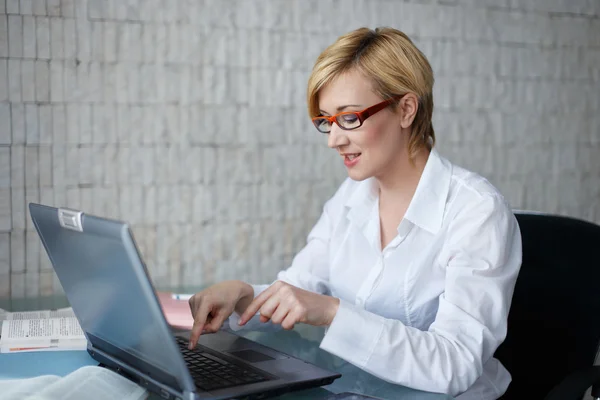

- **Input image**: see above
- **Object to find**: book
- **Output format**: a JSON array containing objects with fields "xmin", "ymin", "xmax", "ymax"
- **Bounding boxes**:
[
  {"xmin": 0, "ymin": 308, "xmax": 87, "ymax": 353},
  {"xmin": 0, "ymin": 365, "xmax": 148, "ymax": 400},
  {"xmin": 156, "ymin": 291, "xmax": 195, "ymax": 330},
  {"xmin": 0, "ymin": 291, "xmax": 195, "ymax": 353}
]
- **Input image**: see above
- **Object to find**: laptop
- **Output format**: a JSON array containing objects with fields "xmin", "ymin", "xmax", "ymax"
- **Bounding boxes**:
[{"xmin": 29, "ymin": 203, "xmax": 341, "ymax": 400}]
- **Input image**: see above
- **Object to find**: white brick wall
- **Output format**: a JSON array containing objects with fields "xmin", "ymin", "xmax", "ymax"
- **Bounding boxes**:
[
  {"xmin": 34, "ymin": 60, "xmax": 49, "ymax": 102},
  {"xmin": 46, "ymin": 0, "xmax": 59, "ymax": 17},
  {"xmin": 8, "ymin": 59, "xmax": 21, "ymax": 101},
  {"xmin": 0, "ymin": 99, "xmax": 9, "ymax": 138},
  {"xmin": 32, "ymin": 0, "xmax": 45, "ymax": 17},
  {"xmin": 35, "ymin": 16, "xmax": 50, "ymax": 59},
  {"xmin": 1, "ymin": 0, "xmax": 599, "ymax": 300}
]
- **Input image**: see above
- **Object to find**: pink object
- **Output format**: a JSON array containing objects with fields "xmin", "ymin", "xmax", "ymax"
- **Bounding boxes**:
[{"xmin": 156, "ymin": 291, "xmax": 195, "ymax": 330}]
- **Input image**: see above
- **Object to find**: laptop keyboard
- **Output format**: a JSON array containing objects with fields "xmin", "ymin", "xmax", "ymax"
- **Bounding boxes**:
[{"xmin": 176, "ymin": 337, "xmax": 270, "ymax": 392}]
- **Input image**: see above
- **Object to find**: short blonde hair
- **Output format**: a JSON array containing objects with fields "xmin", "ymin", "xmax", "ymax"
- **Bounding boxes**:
[{"xmin": 307, "ymin": 27, "xmax": 435, "ymax": 158}]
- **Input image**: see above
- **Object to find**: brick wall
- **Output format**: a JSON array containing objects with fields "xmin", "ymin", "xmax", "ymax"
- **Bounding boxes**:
[{"xmin": 1, "ymin": 0, "xmax": 599, "ymax": 298}]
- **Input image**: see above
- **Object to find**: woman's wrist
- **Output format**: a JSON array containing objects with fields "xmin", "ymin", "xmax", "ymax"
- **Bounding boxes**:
[
  {"xmin": 327, "ymin": 297, "xmax": 340, "ymax": 326},
  {"xmin": 234, "ymin": 281, "xmax": 255, "ymax": 315}
]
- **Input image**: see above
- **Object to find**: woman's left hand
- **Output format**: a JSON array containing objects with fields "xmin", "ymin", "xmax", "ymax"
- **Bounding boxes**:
[{"xmin": 238, "ymin": 281, "xmax": 340, "ymax": 330}]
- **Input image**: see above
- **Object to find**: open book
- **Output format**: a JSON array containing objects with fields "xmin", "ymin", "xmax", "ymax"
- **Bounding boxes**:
[
  {"xmin": 0, "ymin": 308, "xmax": 87, "ymax": 353},
  {"xmin": 0, "ymin": 365, "xmax": 148, "ymax": 400}
]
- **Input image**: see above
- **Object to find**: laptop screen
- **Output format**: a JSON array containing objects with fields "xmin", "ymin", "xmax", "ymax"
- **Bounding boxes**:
[{"xmin": 29, "ymin": 204, "xmax": 193, "ymax": 392}]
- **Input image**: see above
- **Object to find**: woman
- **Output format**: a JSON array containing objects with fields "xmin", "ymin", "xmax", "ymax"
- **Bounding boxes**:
[{"xmin": 187, "ymin": 27, "xmax": 521, "ymax": 400}]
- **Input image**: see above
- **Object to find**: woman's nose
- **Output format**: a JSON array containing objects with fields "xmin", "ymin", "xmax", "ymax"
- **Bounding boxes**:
[{"xmin": 327, "ymin": 123, "xmax": 348, "ymax": 149}]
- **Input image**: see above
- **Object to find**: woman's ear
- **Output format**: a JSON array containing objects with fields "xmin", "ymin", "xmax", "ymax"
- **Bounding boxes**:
[{"xmin": 398, "ymin": 93, "xmax": 419, "ymax": 129}]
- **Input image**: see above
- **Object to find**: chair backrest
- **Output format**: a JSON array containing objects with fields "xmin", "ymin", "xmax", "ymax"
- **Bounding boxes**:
[{"xmin": 494, "ymin": 212, "xmax": 600, "ymax": 399}]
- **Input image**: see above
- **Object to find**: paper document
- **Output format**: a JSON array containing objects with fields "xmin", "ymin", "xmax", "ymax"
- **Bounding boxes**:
[{"xmin": 0, "ymin": 307, "xmax": 86, "ymax": 353}]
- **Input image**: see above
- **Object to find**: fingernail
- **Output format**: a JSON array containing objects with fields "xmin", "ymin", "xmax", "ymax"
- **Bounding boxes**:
[{"xmin": 237, "ymin": 318, "xmax": 243, "ymax": 325}]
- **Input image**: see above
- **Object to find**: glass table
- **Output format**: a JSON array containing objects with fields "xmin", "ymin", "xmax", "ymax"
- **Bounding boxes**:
[{"xmin": 0, "ymin": 294, "xmax": 454, "ymax": 400}]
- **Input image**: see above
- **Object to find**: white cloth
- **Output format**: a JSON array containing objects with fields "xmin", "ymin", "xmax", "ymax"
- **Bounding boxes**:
[{"xmin": 230, "ymin": 149, "xmax": 522, "ymax": 400}]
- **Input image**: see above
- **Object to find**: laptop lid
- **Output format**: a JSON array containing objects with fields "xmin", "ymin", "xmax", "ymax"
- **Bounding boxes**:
[{"xmin": 29, "ymin": 203, "xmax": 197, "ymax": 397}]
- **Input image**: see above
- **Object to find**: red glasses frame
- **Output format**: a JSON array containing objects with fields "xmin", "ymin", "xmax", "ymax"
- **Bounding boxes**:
[{"xmin": 311, "ymin": 95, "xmax": 403, "ymax": 134}]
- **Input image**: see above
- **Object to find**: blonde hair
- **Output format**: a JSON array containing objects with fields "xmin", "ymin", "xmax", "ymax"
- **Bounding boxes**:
[{"xmin": 307, "ymin": 27, "xmax": 435, "ymax": 159}]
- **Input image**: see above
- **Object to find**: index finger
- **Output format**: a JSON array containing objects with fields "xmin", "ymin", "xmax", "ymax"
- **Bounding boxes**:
[
  {"xmin": 238, "ymin": 284, "xmax": 279, "ymax": 325},
  {"xmin": 188, "ymin": 301, "xmax": 210, "ymax": 349}
]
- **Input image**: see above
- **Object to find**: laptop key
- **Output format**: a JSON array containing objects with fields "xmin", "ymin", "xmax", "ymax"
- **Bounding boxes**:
[{"xmin": 175, "ymin": 337, "xmax": 271, "ymax": 391}]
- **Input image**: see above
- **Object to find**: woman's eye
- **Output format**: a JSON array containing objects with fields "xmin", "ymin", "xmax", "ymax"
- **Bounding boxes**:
[{"xmin": 341, "ymin": 114, "xmax": 358, "ymax": 123}]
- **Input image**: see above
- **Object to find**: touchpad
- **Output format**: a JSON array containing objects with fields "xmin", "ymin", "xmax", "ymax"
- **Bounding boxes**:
[{"xmin": 228, "ymin": 350, "xmax": 274, "ymax": 363}]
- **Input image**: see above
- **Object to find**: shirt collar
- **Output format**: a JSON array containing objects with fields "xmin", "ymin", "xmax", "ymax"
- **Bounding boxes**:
[
  {"xmin": 344, "ymin": 177, "xmax": 378, "ymax": 230},
  {"xmin": 344, "ymin": 148, "xmax": 452, "ymax": 235},
  {"xmin": 403, "ymin": 148, "xmax": 452, "ymax": 234}
]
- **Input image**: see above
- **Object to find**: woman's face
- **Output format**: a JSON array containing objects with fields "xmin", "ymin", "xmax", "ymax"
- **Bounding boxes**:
[{"xmin": 318, "ymin": 69, "xmax": 407, "ymax": 182}]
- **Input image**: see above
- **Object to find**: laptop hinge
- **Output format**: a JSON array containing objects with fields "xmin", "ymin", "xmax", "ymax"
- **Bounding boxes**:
[{"xmin": 89, "ymin": 345, "xmax": 191, "ymax": 400}]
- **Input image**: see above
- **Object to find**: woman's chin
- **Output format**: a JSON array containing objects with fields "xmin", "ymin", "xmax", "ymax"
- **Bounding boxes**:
[{"xmin": 346, "ymin": 168, "xmax": 371, "ymax": 181}]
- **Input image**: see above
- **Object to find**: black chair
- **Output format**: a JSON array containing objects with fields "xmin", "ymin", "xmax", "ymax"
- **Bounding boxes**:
[{"xmin": 494, "ymin": 212, "xmax": 600, "ymax": 400}]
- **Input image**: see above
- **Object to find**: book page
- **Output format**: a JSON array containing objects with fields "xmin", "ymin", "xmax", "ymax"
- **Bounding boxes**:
[
  {"xmin": 0, "ymin": 375, "xmax": 60, "ymax": 400},
  {"xmin": 0, "ymin": 367, "xmax": 148, "ymax": 400},
  {"xmin": 6, "ymin": 307, "xmax": 76, "ymax": 320},
  {"xmin": 0, "ymin": 317, "xmax": 86, "ymax": 353},
  {"xmin": 36, "ymin": 366, "xmax": 148, "ymax": 400}
]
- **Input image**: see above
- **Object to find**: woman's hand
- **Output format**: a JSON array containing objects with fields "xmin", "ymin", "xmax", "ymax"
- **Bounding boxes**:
[
  {"xmin": 188, "ymin": 280, "xmax": 254, "ymax": 349},
  {"xmin": 238, "ymin": 281, "xmax": 340, "ymax": 330}
]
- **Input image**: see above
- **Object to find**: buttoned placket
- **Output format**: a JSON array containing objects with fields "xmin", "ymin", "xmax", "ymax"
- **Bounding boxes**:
[{"xmin": 354, "ymin": 205, "xmax": 414, "ymax": 309}]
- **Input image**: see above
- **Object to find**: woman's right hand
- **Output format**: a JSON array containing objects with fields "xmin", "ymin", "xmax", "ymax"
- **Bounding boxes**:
[{"xmin": 188, "ymin": 280, "xmax": 254, "ymax": 349}]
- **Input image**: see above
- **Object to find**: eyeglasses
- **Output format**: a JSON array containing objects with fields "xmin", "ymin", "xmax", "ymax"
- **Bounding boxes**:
[{"xmin": 311, "ymin": 96, "xmax": 402, "ymax": 134}]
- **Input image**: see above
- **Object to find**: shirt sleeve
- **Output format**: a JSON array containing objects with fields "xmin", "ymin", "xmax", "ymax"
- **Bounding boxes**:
[
  {"xmin": 227, "ymin": 178, "xmax": 352, "ymax": 332},
  {"xmin": 319, "ymin": 194, "xmax": 522, "ymax": 396}
]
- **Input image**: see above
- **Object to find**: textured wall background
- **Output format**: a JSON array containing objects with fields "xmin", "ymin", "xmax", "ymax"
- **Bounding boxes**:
[{"xmin": 1, "ymin": 0, "xmax": 599, "ymax": 298}]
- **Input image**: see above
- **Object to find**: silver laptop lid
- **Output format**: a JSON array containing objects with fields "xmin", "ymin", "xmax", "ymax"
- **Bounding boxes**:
[{"xmin": 29, "ymin": 203, "xmax": 196, "ymax": 396}]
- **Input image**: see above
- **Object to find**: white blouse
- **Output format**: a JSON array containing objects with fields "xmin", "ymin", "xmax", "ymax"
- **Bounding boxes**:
[{"xmin": 230, "ymin": 148, "xmax": 522, "ymax": 400}]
